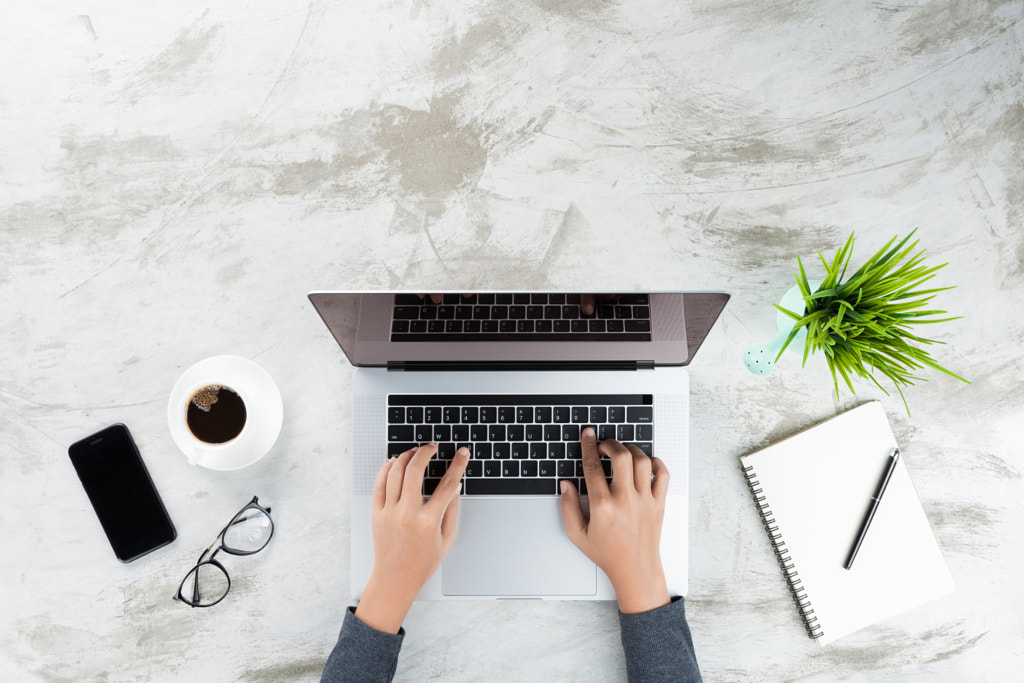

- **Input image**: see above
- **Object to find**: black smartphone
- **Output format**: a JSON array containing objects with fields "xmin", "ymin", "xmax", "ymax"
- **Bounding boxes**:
[{"xmin": 68, "ymin": 424, "xmax": 176, "ymax": 562}]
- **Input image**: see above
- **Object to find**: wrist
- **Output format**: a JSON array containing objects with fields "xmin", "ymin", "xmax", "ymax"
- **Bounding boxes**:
[
  {"xmin": 612, "ymin": 569, "xmax": 671, "ymax": 615},
  {"xmin": 355, "ymin": 573, "xmax": 417, "ymax": 634}
]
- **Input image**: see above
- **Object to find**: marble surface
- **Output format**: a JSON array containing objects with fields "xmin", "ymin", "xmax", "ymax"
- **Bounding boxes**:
[{"xmin": 2, "ymin": 2, "xmax": 1023, "ymax": 681}]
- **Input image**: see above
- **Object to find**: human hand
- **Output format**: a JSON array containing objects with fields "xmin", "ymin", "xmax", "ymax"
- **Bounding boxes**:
[
  {"xmin": 355, "ymin": 444, "xmax": 470, "ymax": 633},
  {"xmin": 559, "ymin": 428, "xmax": 671, "ymax": 614}
]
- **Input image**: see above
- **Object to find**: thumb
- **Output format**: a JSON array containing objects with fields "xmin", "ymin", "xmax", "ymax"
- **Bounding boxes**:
[{"xmin": 559, "ymin": 479, "xmax": 587, "ymax": 547}]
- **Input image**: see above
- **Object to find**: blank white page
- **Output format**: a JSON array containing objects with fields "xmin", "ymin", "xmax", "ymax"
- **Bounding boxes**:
[{"xmin": 741, "ymin": 401, "xmax": 955, "ymax": 646}]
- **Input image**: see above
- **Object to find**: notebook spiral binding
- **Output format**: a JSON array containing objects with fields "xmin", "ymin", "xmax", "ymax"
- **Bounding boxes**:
[{"xmin": 742, "ymin": 463, "xmax": 825, "ymax": 640}]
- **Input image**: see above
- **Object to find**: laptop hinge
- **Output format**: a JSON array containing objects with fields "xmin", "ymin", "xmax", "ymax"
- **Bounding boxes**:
[{"xmin": 387, "ymin": 361, "xmax": 656, "ymax": 372}]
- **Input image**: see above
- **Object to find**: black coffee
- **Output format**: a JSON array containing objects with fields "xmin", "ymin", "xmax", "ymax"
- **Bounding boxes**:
[{"xmin": 186, "ymin": 385, "xmax": 247, "ymax": 444}]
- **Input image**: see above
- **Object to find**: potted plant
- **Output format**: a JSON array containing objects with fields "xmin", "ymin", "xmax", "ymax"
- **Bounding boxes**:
[{"xmin": 774, "ymin": 229, "xmax": 968, "ymax": 413}]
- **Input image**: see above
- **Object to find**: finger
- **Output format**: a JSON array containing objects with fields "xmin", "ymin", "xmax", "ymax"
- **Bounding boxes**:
[
  {"xmin": 430, "ymin": 294, "xmax": 443, "ymax": 304},
  {"xmin": 427, "ymin": 447, "xmax": 470, "ymax": 516},
  {"xmin": 373, "ymin": 457, "xmax": 395, "ymax": 512},
  {"xmin": 627, "ymin": 445, "xmax": 653, "ymax": 493},
  {"xmin": 597, "ymin": 439, "xmax": 634, "ymax": 493},
  {"xmin": 559, "ymin": 479, "xmax": 587, "ymax": 547},
  {"xmin": 651, "ymin": 456, "xmax": 670, "ymax": 502},
  {"xmin": 580, "ymin": 427, "xmax": 609, "ymax": 498},
  {"xmin": 581, "ymin": 293, "xmax": 595, "ymax": 316},
  {"xmin": 401, "ymin": 443, "xmax": 438, "ymax": 502},
  {"xmin": 385, "ymin": 447, "xmax": 417, "ymax": 505},
  {"xmin": 440, "ymin": 488, "xmax": 461, "ymax": 552}
]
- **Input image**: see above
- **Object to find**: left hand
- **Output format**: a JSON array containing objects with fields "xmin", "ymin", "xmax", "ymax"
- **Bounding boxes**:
[{"xmin": 354, "ymin": 444, "xmax": 469, "ymax": 633}]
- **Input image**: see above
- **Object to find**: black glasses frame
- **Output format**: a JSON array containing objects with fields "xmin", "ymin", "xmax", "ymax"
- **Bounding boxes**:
[{"xmin": 173, "ymin": 495, "xmax": 274, "ymax": 608}]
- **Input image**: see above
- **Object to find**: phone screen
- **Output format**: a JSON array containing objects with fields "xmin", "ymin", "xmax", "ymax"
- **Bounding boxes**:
[{"xmin": 68, "ymin": 424, "xmax": 176, "ymax": 562}]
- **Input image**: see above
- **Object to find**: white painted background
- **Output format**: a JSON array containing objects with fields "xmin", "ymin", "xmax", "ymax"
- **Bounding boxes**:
[{"xmin": 2, "ymin": 2, "xmax": 1022, "ymax": 680}]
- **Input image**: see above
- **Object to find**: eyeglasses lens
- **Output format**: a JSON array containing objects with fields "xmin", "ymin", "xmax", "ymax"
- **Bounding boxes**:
[
  {"xmin": 223, "ymin": 508, "xmax": 273, "ymax": 554},
  {"xmin": 182, "ymin": 563, "xmax": 230, "ymax": 606}
]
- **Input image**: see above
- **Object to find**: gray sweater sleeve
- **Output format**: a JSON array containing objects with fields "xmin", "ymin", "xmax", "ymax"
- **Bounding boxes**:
[
  {"xmin": 618, "ymin": 596, "xmax": 702, "ymax": 682},
  {"xmin": 321, "ymin": 607, "xmax": 404, "ymax": 683}
]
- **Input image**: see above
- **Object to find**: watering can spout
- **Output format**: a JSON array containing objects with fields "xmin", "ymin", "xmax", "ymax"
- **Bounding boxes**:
[{"xmin": 744, "ymin": 329, "xmax": 789, "ymax": 376}]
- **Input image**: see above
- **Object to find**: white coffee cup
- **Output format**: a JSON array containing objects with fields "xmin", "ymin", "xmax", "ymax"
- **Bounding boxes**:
[{"xmin": 168, "ymin": 356, "xmax": 283, "ymax": 471}]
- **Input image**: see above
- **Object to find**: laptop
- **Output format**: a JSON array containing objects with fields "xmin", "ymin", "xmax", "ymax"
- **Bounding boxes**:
[{"xmin": 309, "ymin": 292, "xmax": 729, "ymax": 600}]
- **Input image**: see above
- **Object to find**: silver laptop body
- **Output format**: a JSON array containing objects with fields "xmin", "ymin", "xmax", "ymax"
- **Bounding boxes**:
[{"xmin": 309, "ymin": 292, "xmax": 729, "ymax": 600}]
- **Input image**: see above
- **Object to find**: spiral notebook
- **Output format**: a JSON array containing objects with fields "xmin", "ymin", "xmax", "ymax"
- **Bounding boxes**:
[{"xmin": 741, "ymin": 401, "xmax": 954, "ymax": 646}]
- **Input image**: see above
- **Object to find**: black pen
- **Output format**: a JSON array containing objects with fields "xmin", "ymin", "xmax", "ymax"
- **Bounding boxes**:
[{"xmin": 844, "ymin": 447, "xmax": 900, "ymax": 570}]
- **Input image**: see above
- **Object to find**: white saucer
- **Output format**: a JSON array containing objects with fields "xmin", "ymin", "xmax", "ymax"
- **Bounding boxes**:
[{"xmin": 167, "ymin": 356, "xmax": 283, "ymax": 471}]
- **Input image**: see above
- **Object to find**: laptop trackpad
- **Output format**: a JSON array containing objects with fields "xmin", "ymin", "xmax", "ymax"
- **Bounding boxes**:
[{"xmin": 442, "ymin": 497, "xmax": 596, "ymax": 597}]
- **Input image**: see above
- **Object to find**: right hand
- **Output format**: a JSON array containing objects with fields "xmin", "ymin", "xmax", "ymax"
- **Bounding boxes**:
[{"xmin": 559, "ymin": 428, "xmax": 672, "ymax": 614}]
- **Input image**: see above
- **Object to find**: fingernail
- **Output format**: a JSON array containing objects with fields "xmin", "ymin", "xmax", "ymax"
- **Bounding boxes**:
[
  {"xmin": 583, "ymin": 427, "xmax": 594, "ymax": 437},
  {"xmin": 559, "ymin": 480, "xmax": 569, "ymax": 494}
]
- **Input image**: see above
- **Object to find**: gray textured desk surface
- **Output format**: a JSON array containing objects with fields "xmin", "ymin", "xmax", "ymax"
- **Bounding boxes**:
[{"xmin": 2, "ymin": 2, "xmax": 1022, "ymax": 681}]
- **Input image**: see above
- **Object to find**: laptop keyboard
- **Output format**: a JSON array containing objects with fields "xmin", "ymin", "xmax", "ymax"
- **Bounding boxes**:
[
  {"xmin": 389, "ymin": 294, "xmax": 653, "ymax": 342},
  {"xmin": 387, "ymin": 394, "xmax": 654, "ymax": 496}
]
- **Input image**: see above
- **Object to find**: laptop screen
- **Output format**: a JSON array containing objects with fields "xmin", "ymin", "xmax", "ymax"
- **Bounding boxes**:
[{"xmin": 308, "ymin": 292, "xmax": 728, "ymax": 367}]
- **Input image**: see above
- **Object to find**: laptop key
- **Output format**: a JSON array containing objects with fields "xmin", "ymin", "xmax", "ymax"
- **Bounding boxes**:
[
  {"xmin": 511, "ymin": 442, "xmax": 529, "ymax": 459},
  {"xmin": 548, "ymin": 442, "xmax": 566, "ymax": 459},
  {"xmin": 470, "ymin": 425, "xmax": 488, "ymax": 441},
  {"xmin": 466, "ymin": 478, "xmax": 554, "ymax": 495},
  {"xmin": 590, "ymin": 406, "xmax": 607, "ymax": 423},
  {"xmin": 562, "ymin": 424, "xmax": 580, "ymax": 441},
  {"xmin": 635, "ymin": 442, "xmax": 654, "ymax": 456},
  {"xmin": 428, "ymin": 461, "xmax": 447, "ymax": 478},
  {"xmin": 407, "ymin": 407, "xmax": 423, "ymax": 423},
  {"xmin": 554, "ymin": 320, "xmax": 571, "ymax": 332},
  {"xmin": 452, "ymin": 424, "xmax": 469, "ymax": 441},
  {"xmin": 636, "ymin": 424, "xmax": 653, "ymax": 440},
  {"xmin": 388, "ymin": 442, "xmax": 416, "ymax": 457},
  {"xmin": 553, "ymin": 406, "xmax": 570, "ymax": 423},
  {"xmin": 389, "ymin": 426, "xmax": 414, "ymax": 442},
  {"xmin": 608, "ymin": 406, "xmax": 625, "ymax": 423},
  {"xmin": 482, "ymin": 320, "xmax": 499, "ymax": 332},
  {"xmin": 525, "ymin": 425, "xmax": 543, "ymax": 441},
  {"xmin": 521, "ymin": 461, "xmax": 538, "ymax": 477},
  {"xmin": 433, "ymin": 425, "xmax": 451, "ymax": 441},
  {"xmin": 502, "ymin": 461, "xmax": 520, "ymax": 477},
  {"xmin": 566, "ymin": 442, "xmax": 582, "ymax": 459},
  {"xmin": 543, "ymin": 425, "xmax": 561, "ymax": 441},
  {"xmin": 423, "ymin": 479, "xmax": 441, "ymax": 495},
  {"xmin": 414, "ymin": 425, "xmax": 432, "ymax": 442},
  {"xmin": 598, "ymin": 424, "xmax": 615, "ymax": 441},
  {"xmin": 392, "ymin": 320, "xmax": 409, "ymax": 334},
  {"xmin": 535, "ymin": 406, "xmax": 552, "ymax": 423},
  {"xmin": 410, "ymin": 320, "xmax": 427, "ymax": 333},
  {"xmin": 437, "ymin": 442, "xmax": 456, "ymax": 459},
  {"xmin": 498, "ymin": 406, "xmax": 515, "ymax": 423},
  {"xmin": 507, "ymin": 424, "xmax": 525, "ymax": 440},
  {"xmin": 617, "ymin": 424, "xmax": 634, "ymax": 441},
  {"xmin": 557, "ymin": 461, "xmax": 575, "ymax": 478},
  {"xmin": 462, "ymin": 407, "xmax": 479, "ymax": 423},
  {"xmin": 465, "ymin": 461, "xmax": 483, "ymax": 477},
  {"xmin": 627, "ymin": 406, "xmax": 653, "ymax": 423},
  {"xmin": 571, "ymin": 406, "xmax": 588, "ymax": 423},
  {"xmin": 443, "ymin": 407, "xmax": 459, "ymax": 423},
  {"xmin": 474, "ymin": 443, "xmax": 492, "ymax": 459},
  {"xmin": 493, "ymin": 442, "xmax": 511, "ymax": 459},
  {"xmin": 625, "ymin": 320, "xmax": 651, "ymax": 332},
  {"xmin": 489, "ymin": 424, "xmax": 506, "ymax": 441},
  {"xmin": 483, "ymin": 461, "xmax": 501, "ymax": 477},
  {"xmin": 393, "ymin": 307, "xmax": 420, "ymax": 320},
  {"xmin": 538, "ymin": 461, "xmax": 555, "ymax": 477},
  {"xmin": 388, "ymin": 408, "xmax": 405, "ymax": 423},
  {"xmin": 480, "ymin": 407, "xmax": 497, "ymax": 423},
  {"xmin": 529, "ymin": 442, "xmax": 546, "ymax": 459}
]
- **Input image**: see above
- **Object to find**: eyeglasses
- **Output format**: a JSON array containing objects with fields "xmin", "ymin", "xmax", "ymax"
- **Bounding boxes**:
[{"xmin": 173, "ymin": 496, "xmax": 274, "ymax": 608}]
